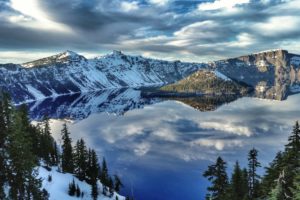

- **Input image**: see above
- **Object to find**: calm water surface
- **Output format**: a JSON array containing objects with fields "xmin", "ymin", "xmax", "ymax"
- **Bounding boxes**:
[{"xmin": 37, "ymin": 92, "xmax": 300, "ymax": 200}]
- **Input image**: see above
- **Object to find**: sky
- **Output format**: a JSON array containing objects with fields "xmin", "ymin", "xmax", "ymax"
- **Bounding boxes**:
[{"xmin": 0, "ymin": 0, "xmax": 300, "ymax": 63}]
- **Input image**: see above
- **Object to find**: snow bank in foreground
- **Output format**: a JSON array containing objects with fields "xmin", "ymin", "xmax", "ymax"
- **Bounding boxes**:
[{"xmin": 38, "ymin": 167, "xmax": 125, "ymax": 200}]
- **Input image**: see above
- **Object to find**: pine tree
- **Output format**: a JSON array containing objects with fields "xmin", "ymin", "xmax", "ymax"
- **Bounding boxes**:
[
  {"xmin": 114, "ymin": 175, "xmax": 124, "ymax": 192},
  {"xmin": 241, "ymin": 168, "xmax": 249, "ymax": 200},
  {"xmin": 68, "ymin": 179, "xmax": 76, "ymax": 196},
  {"xmin": 108, "ymin": 176, "xmax": 114, "ymax": 197},
  {"xmin": 0, "ymin": 93, "xmax": 9, "ymax": 199},
  {"xmin": 203, "ymin": 156, "xmax": 229, "ymax": 200},
  {"xmin": 292, "ymin": 170, "xmax": 300, "ymax": 200},
  {"xmin": 7, "ymin": 106, "xmax": 44, "ymax": 199},
  {"xmin": 76, "ymin": 184, "xmax": 81, "ymax": 197},
  {"xmin": 40, "ymin": 116, "xmax": 55, "ymax": 167},
  {"xmin": 248, "ymin": 148, "xmax": 261, "ymax": 199},
  {"xmin": 261, "ymin": 151, "xmax": 284, "ymax": 197},
  {"xmin": 229, "ymin": 161, "xmax": 248, "ymax": 200},
  {"xmin": 269, "ymin": 170, "xmax": 288, "ymax": 200},
  {"xmin": 87, "ymin": 149, "xmax": 100, "ymax": 200},
  {"xmin": 61, "ymin": 123, "xmax": 74, "ymax": 173},
  {"xmin": 74, "ymin": 138, "xmax": 88, "ymax": 181},
  {"xmin": 282, "ymin": 121, "xmax": 300, "ymax": 197},
  {"xmin": 100, "ymin": 157, "xmax": 110, "ymax": 195}
]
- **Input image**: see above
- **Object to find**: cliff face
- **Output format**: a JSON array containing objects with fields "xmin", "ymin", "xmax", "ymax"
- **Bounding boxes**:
[{"xmin": 210, "ymin": 50, "xmax": 300, "ymax": 100}]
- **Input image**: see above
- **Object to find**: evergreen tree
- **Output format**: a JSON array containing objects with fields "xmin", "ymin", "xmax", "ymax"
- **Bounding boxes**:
[
  {"xmin": 40, "ymin": 116, "xmax": 55, "ymax": 167},
  {"xmin": 261, "ymin": 151, "xmax": 285, "ymax": 197},
  {"xmin": 7, "ymin": 106, "xmax": 44, "ymax": 199},
  {"xmin": 68, "ymin": 179, "xmax": 76, "ymax": 196},
  {"xmin": 91, "ymin": 183, "xmax": 98, "ymax": 200},
  {"xmin": 282, "ymin": 121, "xmax": 300, "ymax": 197},
  {"xmin": 292, "ymin": 170, "xmax": 300, "ymax": 200},
  {"xmin": 248, "ymin": 148, "xmax": 261, "ymax": 199},
  {"xmin": 100, "ymin": 157, "xmax": 110, "ymax": 195},
  {"xmin": 61, "ymin": 123, "xmax": 74, "ymax": 173},
  {"xmin": 229, "ymin": 161, "xmax": 248, "ymax": 200},
  {"xmin": 74, "ymin": 138, "xmax": 88, "ymax": 181},
  {"xmin": 269, "ymin": 170, "xmax": 288, "ymax": 200},
  {"xmin": 76, "ymin": 184, "xmax": 81, "ymax": 197},
  {"xmin": 0, "ymin": 93, "xmax": 10, "ymax": 199},
  {"xmin": 203, "ymin": 156, "xmax": 229, "ymax": 200},
  {"xmin": 108, "ymin": 176, "xmax": 114, "ymax": 197},
  {"xmin": 87, "ymin": 149, "xmax": 100, "ymax": 200},
  {"xmin": 114, "ymin": 175, "xmax": 124, "ymax": 192}
]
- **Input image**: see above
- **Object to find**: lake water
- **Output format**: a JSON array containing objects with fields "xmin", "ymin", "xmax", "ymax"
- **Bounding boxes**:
[{"xmin": 28, "ymin": 89, "xmax": 300, "ymax": 200}]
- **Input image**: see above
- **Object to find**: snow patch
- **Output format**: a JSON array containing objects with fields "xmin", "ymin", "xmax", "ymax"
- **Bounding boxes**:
[
  {"xmin": 26, "ymin": 85, "xmax": 45, "ymax": 100},
  {"xmin": 214, "ymin": 70, "xmax": 231, "ymax": 81},
  {"xmin": 39, "ymin": 166, "xmax": 125, "ymax": 200}
]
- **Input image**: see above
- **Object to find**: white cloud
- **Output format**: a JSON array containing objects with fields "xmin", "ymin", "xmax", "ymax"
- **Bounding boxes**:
[
  {"xmin": 9, "ymin": 0, "xmax": 70, "ymax": 32},
  {"xmin": 253, "ymin": 16, "xmax": 300, "ymax": 37},
  {"xmin": 120, "ymin": 1, "xmax": 139, "ymax": 12},
  {"xmin": 198, "ymin": 0, "xmax": 250, "ymax": 11},
  {"xmin": 148, "ymin": 0, "xmax": 169, "ymax": 6},
  {"xmin": 229, "ymin": 33, "xmax": 256, "ymax": 47}
]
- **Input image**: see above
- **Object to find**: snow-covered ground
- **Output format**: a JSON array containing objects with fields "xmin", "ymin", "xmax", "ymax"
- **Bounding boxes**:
[{"xmin": 39, "ymin": 166, "xmax": 125, "ymax": 200}]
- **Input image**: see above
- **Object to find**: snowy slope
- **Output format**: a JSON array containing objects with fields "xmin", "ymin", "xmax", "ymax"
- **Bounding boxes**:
[
  {"xmin": 0, "ymin": 50, "xmax": 203, "ymax": 103},
  {"xmin": 39, "ymin": 167, "xmax": 125, "ymax": 200}
]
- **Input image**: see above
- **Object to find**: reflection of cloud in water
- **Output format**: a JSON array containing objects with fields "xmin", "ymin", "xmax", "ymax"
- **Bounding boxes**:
[
  {"xmin": 48, "ymin": 94, "xmax": 300, "ymax": 166},
  {"xmin": 199, "ymin": 121, "xmax": 252, "ymax": 136},
  {"xmin": 45, "ymin": 93, "xmax": 300, "ymax": 200},
  {"xmin": 191, "ymin": 139, "xmax": 243, "ymax": 151}
]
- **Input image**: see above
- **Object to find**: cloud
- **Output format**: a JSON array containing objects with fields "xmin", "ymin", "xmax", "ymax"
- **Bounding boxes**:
[
  {"xmin": 198, "ymin": 0, "xmax": 250, "ymax": 11},
  {"xmin": 148, "ymin": 0, "xmax": 169, "ymax": 7},
  {"xmin": 10, "ymin": 0, "xmax": 70, "ymax": 32},
  {"xmin": 0, "ymin": 0, "xmax": 300, "ymax": 63},
  {"xmin": 253, "ymin": 16, "xmax": 300, "ymax": 37},
  {"xmin": 134, "ymin": 142, "xmax": 151, "ymax": 156},
  {"xmin": 191, "ymin": 139, "xmax": 243, "ymax": 150},
  {"xmin": 120, "ymin": 1, "xmax": 139, "ymax": 12},
  {"xmin": 199, "ymin": 121, "xmax": 253, "ymax": 136}
]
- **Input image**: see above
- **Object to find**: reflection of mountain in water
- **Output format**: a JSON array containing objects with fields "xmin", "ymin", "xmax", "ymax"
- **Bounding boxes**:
[
  {"xmin": 25, "ymin": 85, "xmax": 298, "ymax": 121},
  {"xmin": 25, "ymin": 88, "xmax": 242, "ymax": 121},
  {"xmin": 26, "ymin": 88, "xmax": 161, "ymax": 121},
  {"xmin": 168, "ymin": 95, "xmax": 239, "ymax": 112}
]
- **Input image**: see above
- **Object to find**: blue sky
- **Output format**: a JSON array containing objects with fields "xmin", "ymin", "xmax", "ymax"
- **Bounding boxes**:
[{"xmin": 0, "ymin": 0, "xmax": 300, "ymax": 63}]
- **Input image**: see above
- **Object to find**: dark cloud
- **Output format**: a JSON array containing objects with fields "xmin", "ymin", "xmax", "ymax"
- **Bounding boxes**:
[{"xmin": 0, "ymin": 0, "xmax": 300, "ymax": 62}]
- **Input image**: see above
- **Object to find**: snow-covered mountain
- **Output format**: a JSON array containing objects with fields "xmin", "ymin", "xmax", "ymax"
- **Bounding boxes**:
[
  {"xmin": 2, "ymin": 49, "xmax": 300, "ymax": 103},
  {"xmin": 209, "ymin": 49, "xmax": 300, "ymax": 100},
  {"xmin": 158, "ymin": 49, "xmax": 300, "ymax": 100},
  {"xmin": 0, "ymin": 50, "xmax": 202, "ymax": 103}
]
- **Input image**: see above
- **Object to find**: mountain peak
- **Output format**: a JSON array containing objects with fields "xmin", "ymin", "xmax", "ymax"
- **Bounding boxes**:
[
  {"xmin": 57, "ymin": 50, "xmax": 81, "ymax": 60},
  {"xmin": 22, "ymin": 50, "xmax": 86, "ymax": 68},
  {"xmin": 112, "ymin": 50, "xmax": 123, "ymax": 56}
]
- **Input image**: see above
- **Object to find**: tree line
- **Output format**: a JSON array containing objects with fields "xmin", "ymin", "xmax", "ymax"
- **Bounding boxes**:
[
  {"xmin": 0, "ymin": 93, "xmax": 124, "ymax": 200},
  {"xmin": 203, "ymin": 121, "xmax": 300, "ymax": 200}
]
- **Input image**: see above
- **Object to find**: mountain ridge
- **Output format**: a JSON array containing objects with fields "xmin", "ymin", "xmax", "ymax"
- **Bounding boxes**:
[
  {"xmin": 0, "ymin": 50, "xmax": 203, "ymax": 103},
  {"xmin": 1, "ymin": 49, "xmax": 300, "ymax": 103}
]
